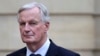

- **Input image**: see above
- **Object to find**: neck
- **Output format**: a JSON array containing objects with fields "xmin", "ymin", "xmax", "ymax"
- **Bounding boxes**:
[{"xmin": 27, "ymin": 35, "xmax": 47, "ymax": 52}]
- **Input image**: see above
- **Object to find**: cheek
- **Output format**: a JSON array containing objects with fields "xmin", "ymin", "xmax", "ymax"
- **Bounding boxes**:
[
  {"xmin": 36, "ymin": 27, "xmax": 43, "ymax": 33},
  {"xmin": 19, "ymin": 27, "xmax": 22, "ymax": 32},
  {"xmin": 19, "ymin": 27, "xmax": 24, "ymax": 35},
  {"xmin": 34, "ymin": 25, "xmax": 45, "ymax": 34}
]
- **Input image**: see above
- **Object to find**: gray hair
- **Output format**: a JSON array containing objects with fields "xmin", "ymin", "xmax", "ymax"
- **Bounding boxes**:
[{"xmin": 18, "ymin": 2, "xmax": 50, "ymax": 22}]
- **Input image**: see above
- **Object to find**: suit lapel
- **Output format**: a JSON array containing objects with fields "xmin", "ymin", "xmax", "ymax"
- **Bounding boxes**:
[
  {"xmin": 18, "ymin": 47, "xmax": 26, "ymax": 56},
  {"xmin": 18, "ymin": 40, "xmax": 58, "ymax": 56},
  {"xmin": 46, "ymin": 40, "xmax": 58, "ymax": 56}
]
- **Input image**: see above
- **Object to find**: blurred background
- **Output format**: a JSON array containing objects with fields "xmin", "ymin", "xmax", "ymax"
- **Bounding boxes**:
[{"xmin": 0, "ymin": 0, "xmax": 100, "ymax": 56}]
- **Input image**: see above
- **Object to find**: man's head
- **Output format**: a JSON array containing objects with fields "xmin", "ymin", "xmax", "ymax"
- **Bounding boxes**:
[{"xmin": 18, "ymin": 2, "xmax": 50, "ymax": 44}]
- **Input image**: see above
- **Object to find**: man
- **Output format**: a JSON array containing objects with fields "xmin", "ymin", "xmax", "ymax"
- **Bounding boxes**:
[{"xmin": 7, "ymin": 2, "xmax": 80, "ymax": 56}]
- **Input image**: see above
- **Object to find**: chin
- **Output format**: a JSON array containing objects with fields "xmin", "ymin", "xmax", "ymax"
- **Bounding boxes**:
[
  {"xmin": 23, "ymin": 41, "xmax": 32, "ymax": 44},
  {"xmin": 23, "ymin": 39, "xmax": 36, "ymax": 44}
]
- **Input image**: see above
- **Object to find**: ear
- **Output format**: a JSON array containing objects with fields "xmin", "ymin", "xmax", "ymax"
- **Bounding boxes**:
[{"xmin": 44, "ymin": 22, "xmax": 50, "ymax": 31}]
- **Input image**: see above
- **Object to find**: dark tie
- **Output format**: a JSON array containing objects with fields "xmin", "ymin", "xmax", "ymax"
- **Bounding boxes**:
[{"xmin": 30, "ymin": 54, "xmax": 41, "ymax": 56}]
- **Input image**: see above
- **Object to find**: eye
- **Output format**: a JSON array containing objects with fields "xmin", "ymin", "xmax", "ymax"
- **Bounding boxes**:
[
  {"xmin": 29, "ymin": 22, "xmax": 37, "ymax": 25},
  {"xmin": 19, "ymin": 22, "xmax": 26, "ymax": 26}
]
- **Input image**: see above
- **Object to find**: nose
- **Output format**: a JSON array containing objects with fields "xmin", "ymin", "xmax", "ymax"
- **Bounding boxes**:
[{"xmin": 24, "ymin": 23, "xmax": 30, "ymax": 33}]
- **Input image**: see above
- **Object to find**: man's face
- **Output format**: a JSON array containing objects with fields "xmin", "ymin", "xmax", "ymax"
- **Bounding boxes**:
[{"xmin": 18, "ymin": 7, "xmax": 49, "ymax": 44}]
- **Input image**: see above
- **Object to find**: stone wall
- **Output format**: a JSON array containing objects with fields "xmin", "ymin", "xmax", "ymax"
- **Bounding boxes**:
[{"xmin": 0, "ymin": 0, "xmax": 100, "ymax": 56}]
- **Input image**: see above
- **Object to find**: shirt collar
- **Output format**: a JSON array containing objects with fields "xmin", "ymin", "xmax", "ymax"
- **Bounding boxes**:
[{"xmin": 26, "ymin": 38, "xmax": 50, "ymax": 56}]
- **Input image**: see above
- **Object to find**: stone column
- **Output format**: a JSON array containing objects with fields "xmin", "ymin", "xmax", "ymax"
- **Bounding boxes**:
[{"xmin": 94, "ymin": 0, "xmax": 100, "ymax": 56}]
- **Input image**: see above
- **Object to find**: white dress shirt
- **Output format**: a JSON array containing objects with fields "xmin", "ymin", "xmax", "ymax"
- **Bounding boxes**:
[{"xmin": 26, "ymin": 38, "xmax": 50, "ymax": 56}]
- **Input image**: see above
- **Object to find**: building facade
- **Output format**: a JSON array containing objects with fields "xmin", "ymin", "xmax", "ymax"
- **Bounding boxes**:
[{"xmin": 0, "ymin": 0, "xmax": 100, "ymax": 56}]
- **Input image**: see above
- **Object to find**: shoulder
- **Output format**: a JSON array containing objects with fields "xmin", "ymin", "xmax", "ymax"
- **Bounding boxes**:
[
  {"xmin": 6, "ymin": 47, "xmax": 26, "ymax": 56},
  {"xmin": 57, "ymin": 46, "xmax": 80, "ymax": 56},
  {"xmin": 49, "ymin": 40, "xmax": 80, "ymax": 56}
]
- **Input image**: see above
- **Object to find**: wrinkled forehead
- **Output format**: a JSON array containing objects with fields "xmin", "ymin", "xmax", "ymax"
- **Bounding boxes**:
[
  {"xmin": 19, "ymin": 6, "xmax": 41, "ymax": 14},
  {"xmin": 19, "ymin": 7, "xmax": 41, "ymax": 17},
  {"xmin": 18, "ymin": 7, "xmax": 42, "ymax": 21}
]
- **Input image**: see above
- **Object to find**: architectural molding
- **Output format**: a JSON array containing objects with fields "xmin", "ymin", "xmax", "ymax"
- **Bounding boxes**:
[{"xmin": 0, "ymin": 12, "xmax": 100, "ymax": 16}]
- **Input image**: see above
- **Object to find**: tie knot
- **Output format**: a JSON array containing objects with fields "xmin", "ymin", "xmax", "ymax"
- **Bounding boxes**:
[{"xmin": 30, "ymin": 54, "xmax": 41, "ymax": 56}]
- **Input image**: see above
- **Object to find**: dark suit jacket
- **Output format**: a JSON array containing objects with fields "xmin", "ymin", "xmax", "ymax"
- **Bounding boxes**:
[{"xmin": 7, "ymin": 40, "xmax": 80, "ymax": 56}]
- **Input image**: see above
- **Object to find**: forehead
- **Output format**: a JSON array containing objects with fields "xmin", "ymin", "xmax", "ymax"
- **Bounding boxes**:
[
  {"xmin": 18, "ymin": 7, "xmax": 41, "ymax": 21},
  {"xmin": 19, "ymin": 7, "xmax": 40, "ymax": 16}
]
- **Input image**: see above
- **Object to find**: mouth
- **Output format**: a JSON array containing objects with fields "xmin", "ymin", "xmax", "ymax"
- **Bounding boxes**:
[{"xmin": 23, "ymin": 35, "xmax": 34, "ymax": 38}]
